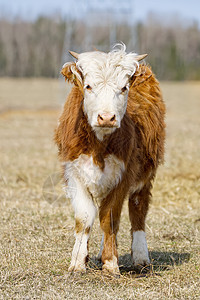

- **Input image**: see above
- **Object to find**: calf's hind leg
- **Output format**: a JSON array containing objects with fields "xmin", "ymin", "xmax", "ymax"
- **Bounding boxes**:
[{"xmin": 129, "ymin": 184, "xmax": 151, "ymax": 267}]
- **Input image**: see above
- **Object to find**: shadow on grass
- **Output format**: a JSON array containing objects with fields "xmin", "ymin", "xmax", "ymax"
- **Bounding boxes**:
[{"xmin": 89, "ymin": 251, "xmax": 190, "ymax": 277}]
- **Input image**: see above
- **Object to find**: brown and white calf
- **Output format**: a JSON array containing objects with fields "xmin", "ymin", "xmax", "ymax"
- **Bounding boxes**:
[{"xmin": 54, "ymin": 44, "xmax": 165, "ymax": 274}]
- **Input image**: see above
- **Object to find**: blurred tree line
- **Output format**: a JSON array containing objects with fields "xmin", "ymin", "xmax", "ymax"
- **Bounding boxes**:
[{"xmin": 0, "ymin": 15, "xmax": 200, "ymax": 80}]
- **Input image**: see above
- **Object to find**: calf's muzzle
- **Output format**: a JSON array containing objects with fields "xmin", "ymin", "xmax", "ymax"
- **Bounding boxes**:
[{"xmin": 97, "ymin": 113, "xmax": 116, "ymax": 127}]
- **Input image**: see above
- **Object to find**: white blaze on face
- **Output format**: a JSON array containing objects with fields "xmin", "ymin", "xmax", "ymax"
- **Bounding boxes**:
[{"xmin": 76, "ymin": 46, "xmax": 139, "ymax": 140}]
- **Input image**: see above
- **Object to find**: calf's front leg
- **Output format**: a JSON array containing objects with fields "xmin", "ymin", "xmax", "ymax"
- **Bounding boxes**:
[
  {"xmin": 99, "ymin": 189, "xmax": 125, "ymax": 275},
  {"xmin": 67, "ymin": 176, "xmax": 96, "ymax": 273}
]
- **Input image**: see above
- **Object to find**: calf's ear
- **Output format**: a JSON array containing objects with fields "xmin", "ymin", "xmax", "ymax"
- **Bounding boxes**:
[{"xmin": 61, "ymin": 62, "xmax": 83, "ymax": 90}]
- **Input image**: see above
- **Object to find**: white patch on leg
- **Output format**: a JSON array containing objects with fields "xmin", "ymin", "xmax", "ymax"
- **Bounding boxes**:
[
  {"xmin": 68, "ymin": 233, "xmax": 89, "ymax": 273},
  {"xmin": 102, "ymin": 255, "xmax": 120, "ymax": 275},
  {"xmin": 132, "ymin": 231, "xmax": 150, "ymax": 266},
  {"xmin": 66, "ymin": 175, "xmax": 97, "ymax": 272},
  {"xmin": 68, "ymin": 176, "xmax": 97, "ymax": 222}
]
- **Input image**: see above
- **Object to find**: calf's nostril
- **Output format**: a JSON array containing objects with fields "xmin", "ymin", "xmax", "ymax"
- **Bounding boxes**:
[{"xmin": 110, "ymin": 115, "xmax": 116, "ymax": 122}]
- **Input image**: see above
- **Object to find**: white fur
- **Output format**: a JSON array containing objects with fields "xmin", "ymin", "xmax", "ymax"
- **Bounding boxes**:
[
  {"xmin": 68, "ymin": 176, "xmax": 97, "ymax": 224},
  {"xmin": 83, "ymin": 84, "xmax": 127, "ymax": 140},
  {"xmin": 132, "ymin": 231, "xmax": 150, "ymax": 266},
  {"xmin": 68, "ymin": 232, "xmax": 89, "ymax": 272},
  {"xmin": 94, "ymin": 126, "xmax": 116, "ymax": 141},
  {"xmin": 74, "ymin": 44, "xmax": 139, "ymax": 140},
  {"xmin": 67, "ymin": 176, "xmax": 97, "ymax": 272},
  {"xmin": 65, "ymin": 154, "xmax": 125, "ymax": 201}
]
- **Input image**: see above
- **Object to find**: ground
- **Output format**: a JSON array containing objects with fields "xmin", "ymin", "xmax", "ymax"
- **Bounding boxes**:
[{"xmin": 0, "ymin": 79, "xmax": 199, "ymax": 299}]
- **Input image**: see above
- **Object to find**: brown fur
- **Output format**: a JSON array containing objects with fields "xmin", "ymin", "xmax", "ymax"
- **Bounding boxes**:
[{"xmin": 55, "ymin": 63, "xmax": 165, "ymax": 269}]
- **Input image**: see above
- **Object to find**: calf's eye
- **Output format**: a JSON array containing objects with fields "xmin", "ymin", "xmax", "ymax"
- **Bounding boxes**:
[
  {"xmin": 85, "ymin": 85, "xmax": 92, "ymax": 91},
  {"xmin": 121, "ymin": 86, "xmax": 127, "ymax": 93}
]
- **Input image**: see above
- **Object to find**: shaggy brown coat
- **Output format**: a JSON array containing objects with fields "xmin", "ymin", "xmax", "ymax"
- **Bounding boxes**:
[{"xmin": 54, "ymin": 64, "xmax": 165, "ymax": 267}]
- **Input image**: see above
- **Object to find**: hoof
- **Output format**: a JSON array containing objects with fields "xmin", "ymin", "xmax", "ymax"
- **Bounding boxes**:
[
  {"xmin": 102, "ymin": 267, "xmax": 120, "ymax": 278},
  {"xmin": 133, "ymin": 263, "xmax": 151, "ymax": 274},
  {"xmin": 132, "ymin": 253, "xmax": 150, "ymax": 267},
  {"xmin": 102, "ymin": 257, "xmax": 120, "ymax": 276},
  {"xmin": 68, "ymin": 264, "xmax": 86, "ymax": 274},
  {"xmin": 132, "ymin": 254, "xmax": 150, "ymax": 273}
]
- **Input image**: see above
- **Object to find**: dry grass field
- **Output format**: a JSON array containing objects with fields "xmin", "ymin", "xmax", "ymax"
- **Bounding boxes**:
[{"xmin": 0, "ymin": 78, "xmax": 199, "ymax": 299}]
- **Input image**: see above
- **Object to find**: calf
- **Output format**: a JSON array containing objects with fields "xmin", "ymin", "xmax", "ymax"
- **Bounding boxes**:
[{"xmin": 54, "ymin": 44, "xmax": 165, "ymax": 274}]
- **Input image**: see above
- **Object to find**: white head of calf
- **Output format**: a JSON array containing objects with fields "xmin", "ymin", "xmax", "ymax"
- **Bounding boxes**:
[{"xmin": 62, "ymin": 44, "xmax": 147, "ymax": 140}]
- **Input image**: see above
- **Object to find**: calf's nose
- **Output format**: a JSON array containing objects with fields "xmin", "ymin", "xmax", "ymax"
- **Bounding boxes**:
[{"xmin": 97, "ymin": 113, "xmax": 116, "ymax": 127}]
